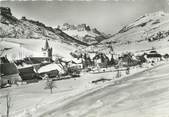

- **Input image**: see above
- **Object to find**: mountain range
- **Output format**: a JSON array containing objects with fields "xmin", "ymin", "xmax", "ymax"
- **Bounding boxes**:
[
  {"xmin": 1, "ymin": 7, "xmax": 169, "ymax": 60},
  {"xmin": 0, "ymin": 7, "xmax": 90, "ymax": 60},
  {"xmin": 0, "ymin": 7, "xmax": 90, "ymax": 46},
  {"xmin": 60, "ymin": 23, "xmax": 111, "ymax": 44},
  {"xmin": 82, "ymin": 11, "xmax": 169, "ymax": 55},
  {"xmin": 0, "ymin": 7, "xmax": 110, "ymax": 46}
]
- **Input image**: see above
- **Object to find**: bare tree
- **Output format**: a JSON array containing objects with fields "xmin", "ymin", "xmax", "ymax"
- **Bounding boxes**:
[
  {"xmin": 116, "ymin": 69, "xmax": 121, "ymax": 78},
  {"xmin": 126, "ymin": 67, "xmax": 130, "ymax": 75},
  {"xmin": 44, "ymin": 78, "xmax": 56, "ymax": 94},
  {"xmin": 5, "ymin": 92, "xmax": 12, "ymax": 117},
  {"xmin": 0, "ymin": 77, "xmax": 2, "ymax": 88}
]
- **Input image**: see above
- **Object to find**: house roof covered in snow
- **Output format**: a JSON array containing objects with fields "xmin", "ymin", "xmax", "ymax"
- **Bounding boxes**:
[
  {"xmin": 37, "ymin": 63, "xmax": 65, "ymax": 74},
  {"xmin": 14, "ymin": 57, "xmax": 53, "ymax": 67}
]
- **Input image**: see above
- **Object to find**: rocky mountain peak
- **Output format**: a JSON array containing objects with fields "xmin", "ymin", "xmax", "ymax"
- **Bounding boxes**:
[
  {"xmin": 0, "ymin": 7, "xmax": 19, "ymax": 25},
  {"xmin": 0, "ymin": 7, "xmax": 12, "ymax": 16},
  {"xmin": 77, "ymin": 24, "xmax": 90, "ymax": 31},
  {"xmin": 21, "ymin": 16, "xmax": 27, "ymax": 20},
  {"xmin": 61, "ymin": 23, "xmax": 91, "ymax": 31},
  {"xmin": 60, "ymin": 23, "xmax": 111, "ymax": 45}
]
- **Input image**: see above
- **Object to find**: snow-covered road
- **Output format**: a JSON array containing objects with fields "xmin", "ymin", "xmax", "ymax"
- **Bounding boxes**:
[{"xmin": 42, "ymin": 62, "xmax": 169, "ymax": 117}]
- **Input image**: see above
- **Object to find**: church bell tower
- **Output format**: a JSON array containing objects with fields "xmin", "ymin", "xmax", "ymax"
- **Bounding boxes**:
[{"xmin": 41, "ymin": 39, "xmax": 52, "ymax": 58}]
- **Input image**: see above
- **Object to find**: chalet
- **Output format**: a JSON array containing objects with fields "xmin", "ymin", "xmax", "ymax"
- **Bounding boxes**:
[
  {"xmin": 144, "ymin": 50, "xmax": 162, "ymax": 63},
  {"xmin": 67, "ymin": 60, "xmax": 83, "ymax": 70},
  {"xmin": 93, "ymin": 53, "xmax": 109, "ymax": 68},
  {"xmin": 118, "ymin": 53, "xmax": 139, "ymax": 67},
  {"xmin": 0, "ymin": 56, "xmax": 21, "ymax": 87}
]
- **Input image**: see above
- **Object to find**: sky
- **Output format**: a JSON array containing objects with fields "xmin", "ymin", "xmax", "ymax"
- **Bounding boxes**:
[{"xmin": 1, "ymin": 0, "xmax": 169, "ymax": 34}]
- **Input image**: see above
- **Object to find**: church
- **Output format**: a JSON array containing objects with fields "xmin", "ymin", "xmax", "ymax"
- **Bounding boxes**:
[{"xmin": 41, "ymin": 39, "xmax": 53, "ymax": 58}]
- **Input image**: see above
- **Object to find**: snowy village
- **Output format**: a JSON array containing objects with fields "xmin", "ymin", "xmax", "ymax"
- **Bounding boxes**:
[{"xmin": 1, "ymin": 1, "xmax": 169, "ymax": 117}]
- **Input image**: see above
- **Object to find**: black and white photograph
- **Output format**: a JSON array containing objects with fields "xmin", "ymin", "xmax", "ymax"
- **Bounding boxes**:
[{"xmin": 0, "ymin": 0, "xmax": 169, "ymax": 117}]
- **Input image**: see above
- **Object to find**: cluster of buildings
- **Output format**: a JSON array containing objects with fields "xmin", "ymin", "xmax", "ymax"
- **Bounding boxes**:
[
  {"xmin": 0, "ymin": 39, "xmax": 65, "ymax": 87},
  {"xmin": 73, "ymin": 48, "xmax": 167, "ymax": 70},
  {"xmin": 1, "ymin": 38, "xmax": 168, "ymax": 88}
]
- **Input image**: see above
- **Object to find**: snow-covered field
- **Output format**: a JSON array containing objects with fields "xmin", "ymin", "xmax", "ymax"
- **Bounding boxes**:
[
  {"xmin": 0, "ymin": 61, "xmax": 165, "ymax": 117},
  {"xmin": 113, "ymin": 37, "xmax": 169, "ymax": 54},
  {"xmin": 39, "ymin": 61, "xmax": 169, "ymax": 117},
  {"xmin": 0, "ymin": 38, "xmax": 76, "ymax": 60},
  {"xmin": 0, "ymin": 71, "xmax": 116, "ymax": 117}
]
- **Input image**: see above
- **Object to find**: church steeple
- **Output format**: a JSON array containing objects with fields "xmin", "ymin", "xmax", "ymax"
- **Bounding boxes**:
[
  {"xmin": 42, "ymin": 39, "xmax": 52, "ymax": 58},
  {"xmin": 43, "ymin": 39, "xmax": 50, "ymax": 50}
]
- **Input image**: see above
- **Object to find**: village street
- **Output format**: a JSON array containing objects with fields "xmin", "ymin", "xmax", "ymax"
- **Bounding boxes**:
[{"xmin": 37, "ymin": 62, "xmax": 169, "ymax": 117}]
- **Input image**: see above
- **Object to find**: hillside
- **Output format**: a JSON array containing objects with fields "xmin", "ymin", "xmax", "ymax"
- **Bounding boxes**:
[
  {"xmin": 0, "ymin": 38, "xmax": 76, "ymax": 61},
  {"xmin": 96, "ymin": 11, "xmax": 169, "ymax": 54},
  {"xmin": 0, "ymin": 7, "xmax": 89, "ymax": 60},
  {"xmin": 0, "ymin": 7, "xmax": 88, "ymax": 46},
  {"xmin": 60, "ymin": 23, "xmax": 110, "ymax": 45},
  {"xmin": 1, "ymin": 7, "xmax": 169, "ymax": 60}
]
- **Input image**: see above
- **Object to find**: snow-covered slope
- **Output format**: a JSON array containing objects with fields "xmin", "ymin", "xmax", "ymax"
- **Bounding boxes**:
[
  {"xmin": 60, "ymin": 23, "xmax": 110, "ymax": 45},
  {"xmin": 100, "ymin": 11, "xmax": 169, "ymax": 54},
  {"xmin": 0, "ymin": 7, "xmax": 89, "ymax": 60},
  {"xmin": 0, "ymin": 38, "xmax": 76, "ymax": 61}
]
